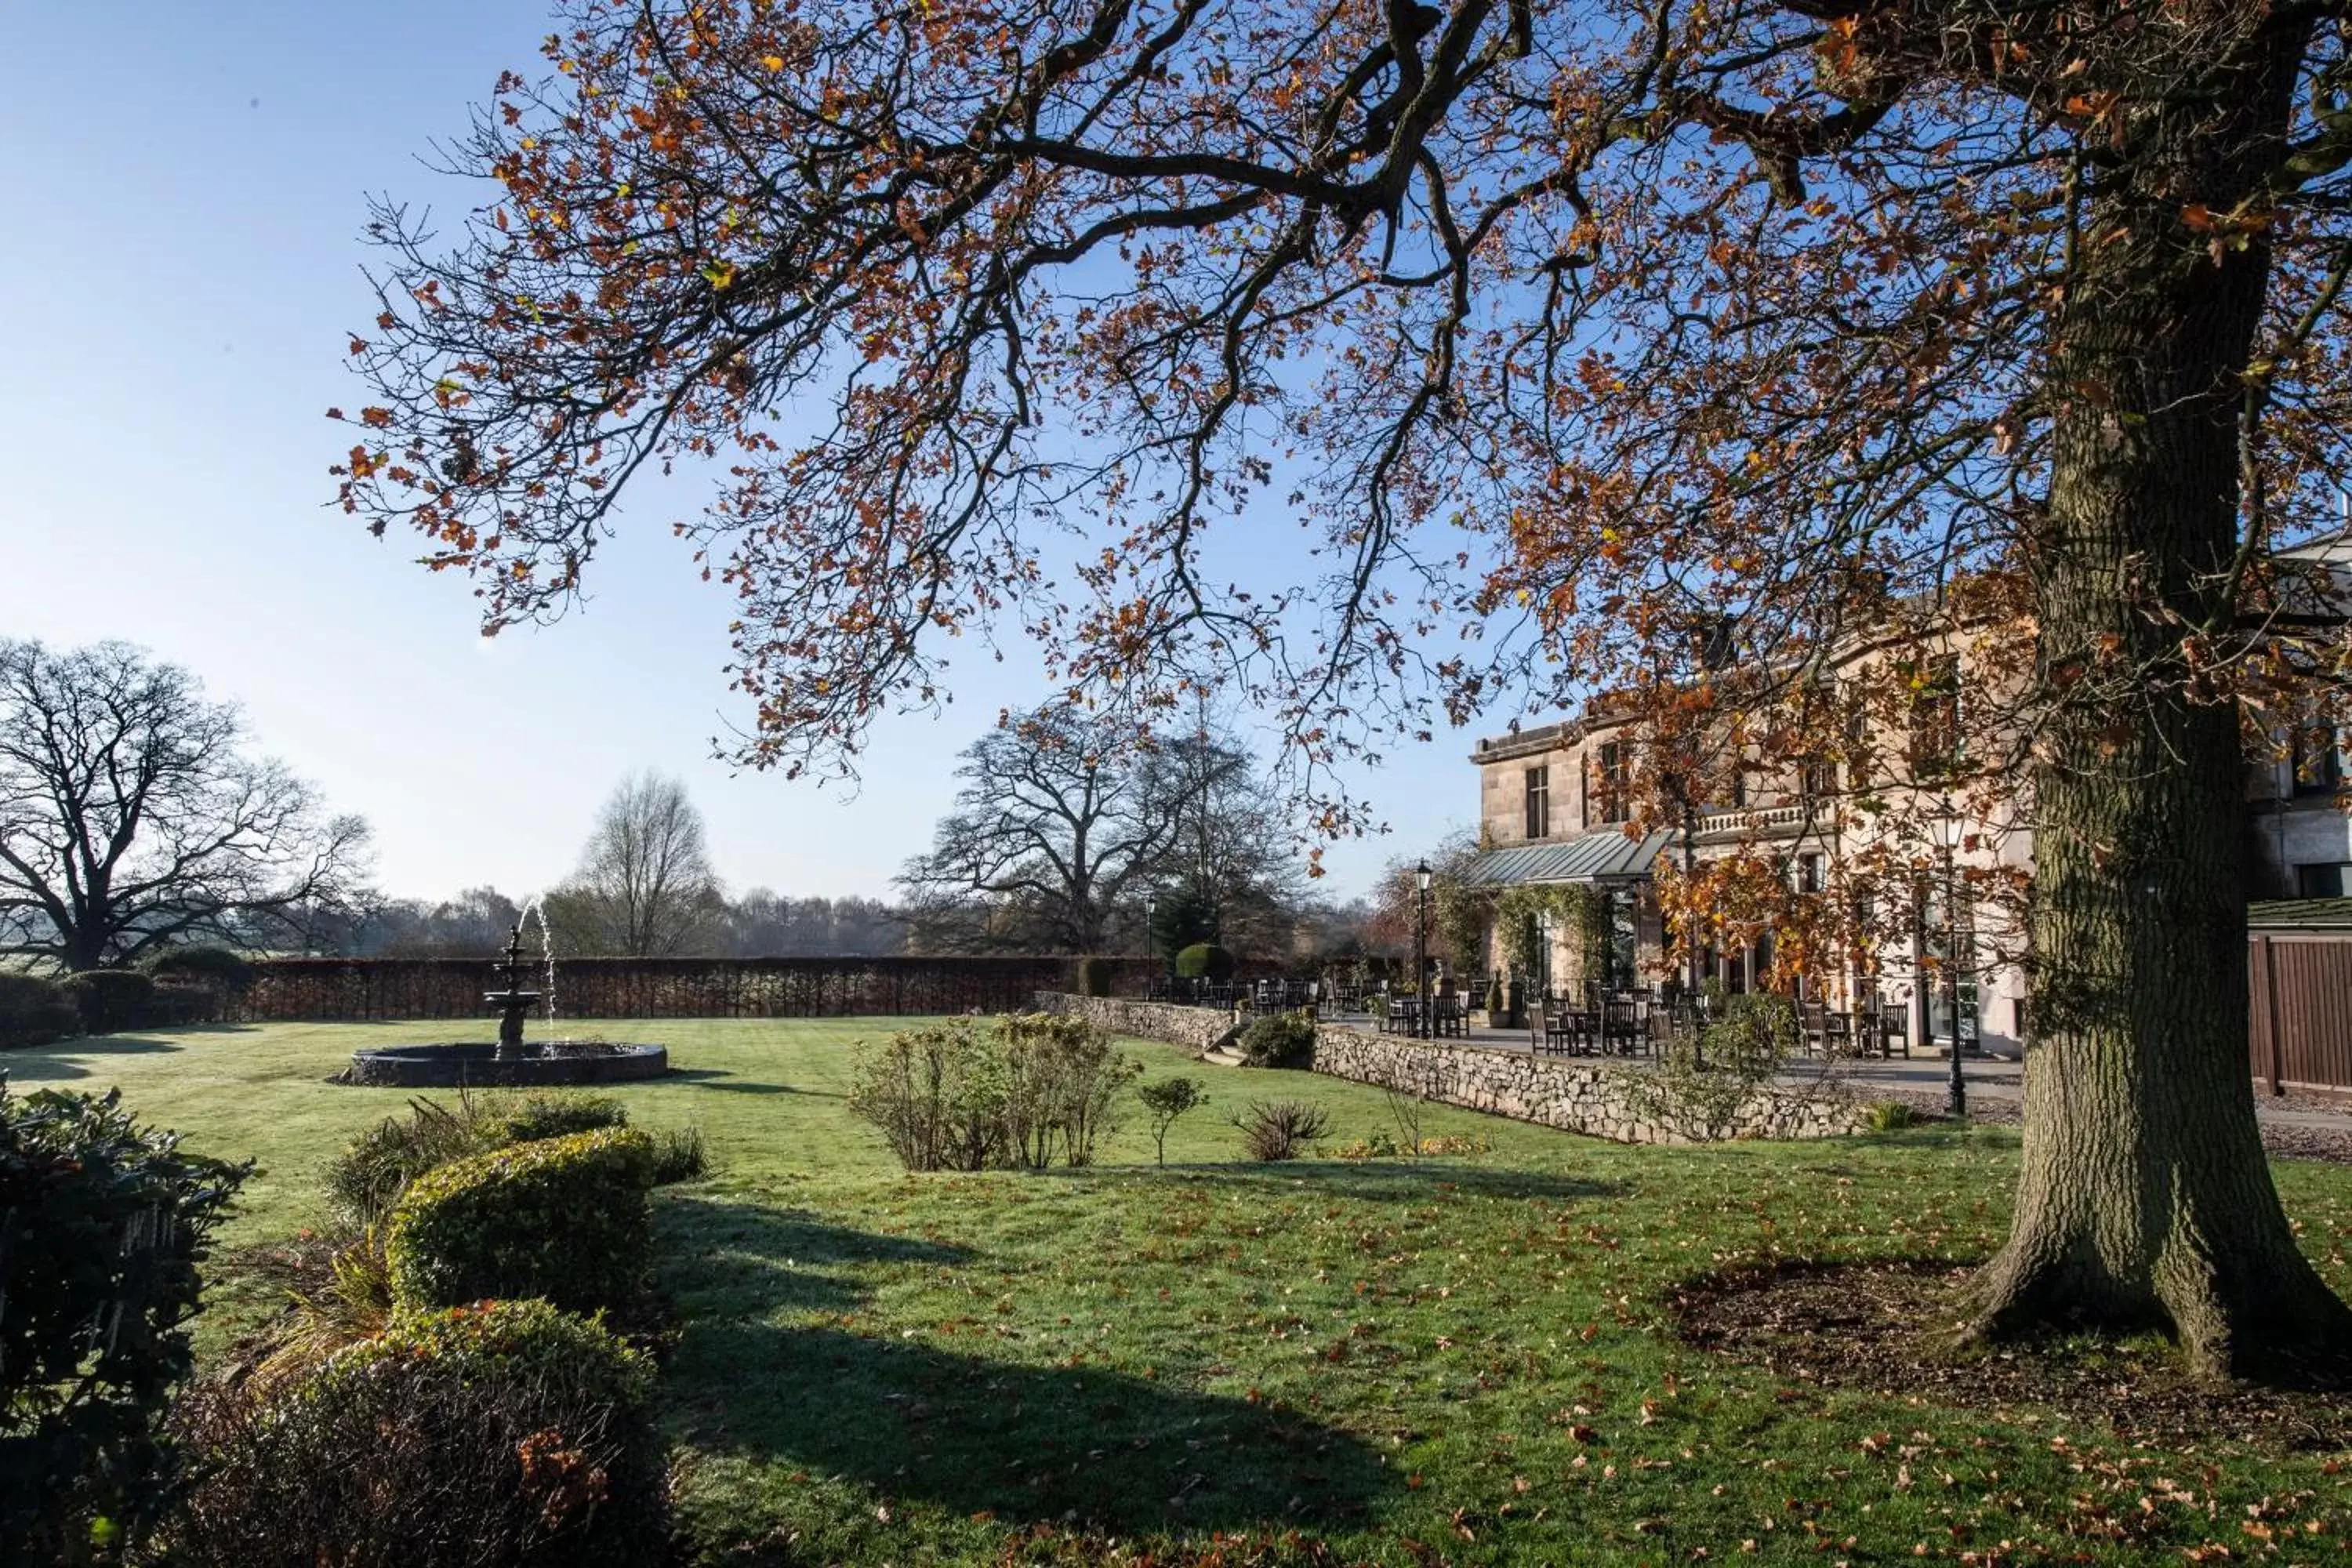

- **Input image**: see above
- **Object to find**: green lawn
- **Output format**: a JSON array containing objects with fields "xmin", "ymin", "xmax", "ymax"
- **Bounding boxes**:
[{"xmin": 7, "ymin": 1021, "xmax": 2350, "ymax": 1564}]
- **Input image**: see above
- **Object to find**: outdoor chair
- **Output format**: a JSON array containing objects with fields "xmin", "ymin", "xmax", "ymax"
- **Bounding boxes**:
[{"xmin": 1601, "ymin": 993, "xmax": 1643, "ymax": 1054}]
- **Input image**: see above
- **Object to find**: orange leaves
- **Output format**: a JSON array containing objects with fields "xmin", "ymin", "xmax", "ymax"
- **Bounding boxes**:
[{"xmin": 359, "ymin": 407, "xmax": 394, "ymax": 429}]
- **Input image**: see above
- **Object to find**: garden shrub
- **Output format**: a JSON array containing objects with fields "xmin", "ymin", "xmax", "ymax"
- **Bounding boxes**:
[
  {"xmin": 1231, "ymin": 1100, "xmax": 1330, "ymax": 1162},
  {"xmin": 326, "ymin": 1092, "xmax": 659, "ymax": 1228},
  {"xmin": 1075, "ymin": 955, "xmax": 1113, "ymax": 996},
  {"xmin": 847, "ymin": 1018, "xmax": 1009, "ymax": 1171},
  {"xmin": 165, "ymin": 1298, "xmax": 662, "ymax": 1568},
  {"xmin": 1236, "ymin": 1010, "xmax": 1317, "ymax": 1069},
  {"xmin": 1625, "ymin": 993, "xmax": 1798, "ymax": 1142},
  {"xmin": 139, "ymin": 944, "xmax": 257, "ymax": 990},
  {"xmin": 325, "ymin": 1096, "xmax": 486, "ymax": 1229},
  {"xmin": 1137, "ymin": 1075, "xmax": 1204, "ymax": 1166},
  {"xmin": 256, "ymin": 1229, "xmax": 397, "ymax": 1392},
  {"xmin": 385, "ymin": 1127, "xmax": 655, "ymax": 1314},
  {"xmin": 651, "ymin": 1125, "xmax": 710, "ymax": 1184},
  {"xmin": 1, "ymin": 1084, "xmax": 245, "ymax": 1565},
  {"xmin": 476, "ymin": 1089, "xmax": 630, "ymax": 1145},
  {"xmin": 1173, "ymin": 942, "xmax": 1236, "ymax": 982},
  {"xmin": 848, "ymin": 1015, "xmax": 1138, "ymax": 1171},
  {"xmin": 0, "ymin": 971, "xmax": 80, "ymax": 1049},
  {"xmin": 1866, "ymin": 1100, "xmax": 1918, "ymax": 1132},
  {"xmin": 998, "ymin": 1011, "xmax": 1138, "ymax": 1167},
  {"xmin": 139, "ymin": 946, "xmax": 256, "ymax": 1021}
]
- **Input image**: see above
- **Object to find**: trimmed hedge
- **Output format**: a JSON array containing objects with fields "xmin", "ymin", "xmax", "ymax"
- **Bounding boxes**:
[
  {"xmin": 168, "ymin": 1298, "xmax": 661, "ymax": 1566},
  {"xmin": 1074, "ymin": 955, "xmax": 1113, "ymax": 997},
  {"xmin": 385, "ymin": 1128, "xmax": 655, "ymax": 1314},
  {"xmin": 140, "ymin": 946, "xmax": 256, "ymax": 993},
  {"xmin": 0, "ymin": 972, "xmax": 79, "ymax": 1050},
  {"xmin": 1236, "ymin": 1010, "xmax": 1318, "ymax": 1070},
  {"xmin": 475, "ymin": 1091, "xmax": 630, "ymax": 1145},
  {"xmin": 60, "ymin": 969, "xmax": 215, "ymax": 1035},
  {"xmin": 1174, "ymin": 942, "xmax": 1236, "ymax": 982}
]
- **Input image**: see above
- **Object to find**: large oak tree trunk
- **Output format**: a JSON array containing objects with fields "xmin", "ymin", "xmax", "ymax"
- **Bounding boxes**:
[{"xmin": 1972, "ymin": 22, "xmax": 2352, "ymax": 1378}]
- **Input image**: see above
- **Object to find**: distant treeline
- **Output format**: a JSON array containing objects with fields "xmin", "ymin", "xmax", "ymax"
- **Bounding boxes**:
[{"xmin": 312, "ymin": 887, "xmax": 911, "ymax": 960}]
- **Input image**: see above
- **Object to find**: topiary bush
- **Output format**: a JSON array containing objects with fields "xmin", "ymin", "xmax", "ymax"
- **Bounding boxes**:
[
  {"xmin": 165, "ymin": 1298, "xmax": 662, "ymax": 1568},
  {"xmin": 384, "ymin": 1128, "xmax": 655, "ymax": 1314},
  {"xmin": 325, "ymin": 1092, "xmax": 648, "ymax": 1229},
  {"xmin": 1074, "ymin": 955, "xmax": 1113, "ymax": 996},
  {"xmin": 60, "ymin": 969, "xmax": 159, "ymax": 1035},
  {"xmin": 0, "ymin": 972, "xmax": 80, "ymax": 1050},
  {"xmin": 140, "ymin": 945, "xmax": 257, "ymax": 1001},
  {"xmin": 1173, "ymin": 942, "xmax": 1236, "ymax": 982},
  {"xmin": 474, "ymin": 1089, "xmax": 630, "ymax": 1145},
  {"xmin": 1236, "ymin": 1010, "xmax": 1318, "ymax": 1070},
  {"xmin": 1, "ymin": 1084, "xmax": 245, "ymax": 1565}
]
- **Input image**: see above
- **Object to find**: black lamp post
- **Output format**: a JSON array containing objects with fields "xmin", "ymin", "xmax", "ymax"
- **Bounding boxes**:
[
  {"xmin": 1144, "ymin": 891, "xmax": 1159, "ymax": 960},
  {"xmin": 1414, "ymin": 859, "xmax": 1433, "ymax": 1040},
  {"xmin": 1936, "ymin": 815, "xmax": 1966, "ymax": 1119}
]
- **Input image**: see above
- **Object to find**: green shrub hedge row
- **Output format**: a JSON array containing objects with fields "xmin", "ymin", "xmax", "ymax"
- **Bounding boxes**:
[
  {"xmin": 0, "ymin": 960, "xmax": 249, "ymax": 1049},
  {"xmin": 384, "ymin": 1127, "xmax": 656, "ymax": 1314}
]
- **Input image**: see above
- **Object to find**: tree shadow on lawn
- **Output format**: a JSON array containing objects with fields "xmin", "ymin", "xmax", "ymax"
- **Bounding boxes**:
[
  {"xmin": 662, "ymin": 1196, "xmax": 976, "ymax": 1316},
  {"xmin": 660, "ymin": 1198, "xmax": 1388, "ymax": 1533},
  {"xmin": 0, "ymin": 1031, "xmax": 192, "ymax": 1082},
  {"xmin": 676, "ymin": 1323, "xmax": 1386, "ymax": 1534},
  {"xmin": 661, "ymin": 1067, "xmax": 834, "ymax": 1095}
]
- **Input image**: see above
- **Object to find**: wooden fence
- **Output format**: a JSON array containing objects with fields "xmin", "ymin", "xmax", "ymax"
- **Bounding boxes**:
[
  {"xmin": 234, "ymin": 955, "xmax": 1164, "ymax": 1024},
  {"xmin": 2249, "ymin": 934, "xmax": 2352, "ymax": 1095}
]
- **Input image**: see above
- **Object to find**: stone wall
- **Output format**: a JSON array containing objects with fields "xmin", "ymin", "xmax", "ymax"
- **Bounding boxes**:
[
  {"xmin": 1308, "ymin": 1025, "xmax": 1873, "ymax": 1145},
  {"xmin": 1031, "ymin": 992, "xmax": 1245, "ymax": 1055}
]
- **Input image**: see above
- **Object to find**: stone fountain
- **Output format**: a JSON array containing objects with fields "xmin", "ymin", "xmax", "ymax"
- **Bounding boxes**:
[{"xmin": 342, "ymin": 917, "xmax": 670, "ymax": 1087}]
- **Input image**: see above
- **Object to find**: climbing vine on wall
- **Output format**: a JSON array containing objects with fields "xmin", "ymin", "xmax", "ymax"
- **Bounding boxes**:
[{"xmin": 1494, "ymin": 884, "xmax": 1614, "ymax": 987}]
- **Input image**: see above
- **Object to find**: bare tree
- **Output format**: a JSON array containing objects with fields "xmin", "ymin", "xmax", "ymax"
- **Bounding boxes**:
[
  {"xmin": 0, "ymin": 640, "xmax": 371, "ymax": 970},
  {"xmin": 900, "ymin": 708, "xmax": 1181, "ymax": 953},
  {"xmin": 544, "ymin": 772, "xmax": 723, "ymax": 955}
]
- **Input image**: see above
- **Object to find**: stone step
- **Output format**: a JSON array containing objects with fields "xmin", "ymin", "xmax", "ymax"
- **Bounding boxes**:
[{"xmin": 1201, "ymin": 1044, "xmax": 1248, "ymax": 1067}]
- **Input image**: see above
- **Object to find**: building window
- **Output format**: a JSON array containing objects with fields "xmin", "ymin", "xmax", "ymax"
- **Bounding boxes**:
[
  {"xmin": 1523, "ymin": 765, "xmax": 1550, "ymax": 839},
  {"xmin": 1908, "ymin": 654, "xmax": 1962, "ymax": 774},
  {"xmin": 1800, "ymin": 754, "xmax": 1838, "ymax": 804},
  {"xmin": 1794, "ymin": 852, "xmax": 1826, "ymax": 894},
  {"xmin": 1595, "ymin": 742, "xmax": 1632, "ymax": 825},
  {"xmin": 1730, "ymin": 767, "xmax": 1750, "ymax": 808},
  {"xmin": 2298, "ymin": 862, "xmax": 2351, "ymax": 898},
  {"xmin": 2293, "ymin": 725, "xmax": 2343, "ymax": 797}
]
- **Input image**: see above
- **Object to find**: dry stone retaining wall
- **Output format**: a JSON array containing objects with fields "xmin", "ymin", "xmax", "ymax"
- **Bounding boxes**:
[
  {"xmin": 1031, "ymin": 992, "xmax": 1245, "ymax": 1055},
  {"xmin": 1309, "ymin": 1025, "xmax": 1872, "ymax": 1145},
  {"xmin": 1033, "ymin": 993, "xmax": 1870, "ymax": 1145}
]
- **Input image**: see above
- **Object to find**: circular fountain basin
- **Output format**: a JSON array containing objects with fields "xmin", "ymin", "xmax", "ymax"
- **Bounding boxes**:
[{"xmin": 343, "ymin": 1040, "xmax": 669, "ymax": 1088}]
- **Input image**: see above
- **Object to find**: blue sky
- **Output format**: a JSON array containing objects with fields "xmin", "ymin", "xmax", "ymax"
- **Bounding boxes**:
[{"xmin": 0, "ymin": 2, "xmax": 1479, "ymax": 906}]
